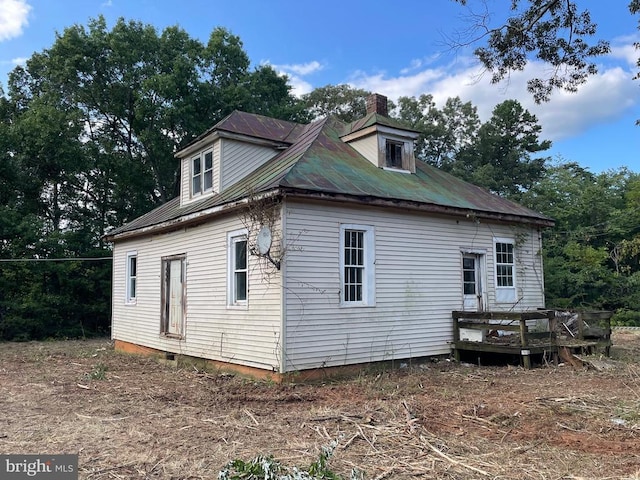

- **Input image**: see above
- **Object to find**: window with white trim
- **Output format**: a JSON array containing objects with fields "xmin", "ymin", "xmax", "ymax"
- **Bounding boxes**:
[
  {"xmin": 228, "ymin": 229, "xmax": 248, "ymax": 306},
  {"xmin": 126, "ymin": 252, "xmax": 137, "ymax": 303},
  {"xmin": 340, "ymin": 224, "xmax": 375, "ymax": 306},
  {"xmin": 192, "ymin": 149, "xmax": 213, "ymax": 196},
  {"xmin": 494, "ymin": 239, "xmax": 516, "ymax": 302}
]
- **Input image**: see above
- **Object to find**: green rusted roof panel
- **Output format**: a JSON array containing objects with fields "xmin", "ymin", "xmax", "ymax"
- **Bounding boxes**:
[
  {"xmin": 282, "ymin": 117, "xmax": 549, "ymax": 220},
  {"xmin": 342, "ymin": 112, "xmax": 419, "ymax": 136},
  {"xmin": 107, "ymin": 111, "xmax": 551, "ymax": 239}
]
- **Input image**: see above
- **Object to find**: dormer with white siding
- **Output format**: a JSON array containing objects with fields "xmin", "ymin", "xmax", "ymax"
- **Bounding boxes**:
[
  {"xmin": 341, "ymin": 94, "xmax": 419, "ymax": 174},
  {"xmin": 175, "ymin": 111, "xmax": 304, "ymax": 206}
]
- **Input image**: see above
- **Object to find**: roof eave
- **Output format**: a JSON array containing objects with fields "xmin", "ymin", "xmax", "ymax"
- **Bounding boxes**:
[
  {"xmin": 175, "ymin": 130, "xmax": 289, "ymax": 159},
  {"xmin": 280, "ymin": 188, "xmax": 555, "ymax": 228},
  {"xmin": 105, "ymin": 189, "xmax": 283, "ymax": 242}
]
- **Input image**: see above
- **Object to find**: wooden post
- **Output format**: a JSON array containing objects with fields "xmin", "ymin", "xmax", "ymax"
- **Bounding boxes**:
[
  {"xmin": 520, "ymin": 317, "xmax": 531, "ymax": 369},
  {"xmin": 452, "ymin": 312, "xmax": 461, "ymax": 361},
  {"xmin": 577, "ymin": 312, "xmax": 584, "ymax": 340},
  {"xmin": 519, "ymin": 317, "xmax": 528, "ymax": 347}
]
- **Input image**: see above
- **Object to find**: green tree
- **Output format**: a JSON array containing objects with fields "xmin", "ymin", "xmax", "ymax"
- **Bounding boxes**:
[
  {"xmin": 1, "ymin": 18, "xmax": 303, "ymax": 340},
  {"xmin": 453, "ymin": 99, "xmax": 551, "ymax": 198},
  {"xmin": 452, "ymin": 0, "xmax": 616, "ymax": 102},
  {"xmin": 396, "ymin": 95, "xmax": 480, "ymax": 169},
  {"xmin": 301, "ymin": 84, "xmax": 372, "ymax": 122},
  {"xmin": 521, "ymin": 163, "xmax": 640, "ymax": 312}
]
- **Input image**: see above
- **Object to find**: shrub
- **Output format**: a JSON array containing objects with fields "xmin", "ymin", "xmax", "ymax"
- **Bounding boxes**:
[
  {"xmin": 218, "ymin": 441, "xmax": 362, "ymax": 480},
  {"xmin": 611, "ymin": 309, "xmax": 640, "ymax": 327}
]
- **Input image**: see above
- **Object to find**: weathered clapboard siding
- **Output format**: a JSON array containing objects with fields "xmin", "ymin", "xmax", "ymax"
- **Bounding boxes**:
[
  {"xmin": 220, "ymin": 139, "xmax": 278, "ymax": 190},
  {"xmin": 485, "ymin": 227, "xmax": 545, "ymax": 310},
  {"xmin": 180, "ymin": 155, "xmax": 190, "ymax": 206},
  {"xmin": 282, "ymin": 199, "xmax": 545, "ymax": 371},
  {"xmin": 111, "ymin": 213, "xmax": 282, "ymax": 370},
  {"xmin": 179, "ymin": 141, "xmax": 222, "ymax": 205},
  {"xmin": 346, "ymin": 134, "xmax": 377, "ymax": 167}
]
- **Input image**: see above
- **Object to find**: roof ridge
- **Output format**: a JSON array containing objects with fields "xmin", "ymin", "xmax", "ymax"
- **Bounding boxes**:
[{"xmin": 279, "ymin": 117, "xmax": 331, "ymax": 184}]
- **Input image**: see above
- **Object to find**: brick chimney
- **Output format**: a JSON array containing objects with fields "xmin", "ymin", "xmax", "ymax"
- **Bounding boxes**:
[{"xmin": 366, "ymin": 93, "xmax": 388, "ymax": 117}]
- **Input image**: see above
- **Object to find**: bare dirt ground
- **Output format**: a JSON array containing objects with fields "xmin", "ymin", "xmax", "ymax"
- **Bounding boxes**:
[{"xmin": 1, "ymin": 332, "xmax": 639, "ymax": 480}]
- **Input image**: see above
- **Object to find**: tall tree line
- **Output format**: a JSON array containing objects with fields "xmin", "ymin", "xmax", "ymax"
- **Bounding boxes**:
[
  {"xmin": 0, "ymin": 17, "xmax": 308, "ymax": 340},
  {"xmin": 1, "ymin": 15, "xmax": 639, "ymax": 340}
]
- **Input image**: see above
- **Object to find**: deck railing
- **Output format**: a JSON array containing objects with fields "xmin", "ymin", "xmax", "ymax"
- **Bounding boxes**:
[{"xmin": 452, "ymin": 310, "xmax": 556, "ymax": 368}]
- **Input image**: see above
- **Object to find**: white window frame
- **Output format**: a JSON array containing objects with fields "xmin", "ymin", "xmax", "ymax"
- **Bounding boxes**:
[
  {"xmin": 125, "ymin": 251, "xmax": 137, "ymax": 304},
  {"xmin": 494, "ymin": 238, "xmax": 516, "ymax": 303},
  {"xmin": 227, "ymin": 228, "xmax": 248, "ymax": 308},
  {"xmin": 339, "ymin": 224, "xmax": 375, "ymax": 307},
  {"xmin": 191, "ymin": 149, "xmax": 214, "ymax": 197}
]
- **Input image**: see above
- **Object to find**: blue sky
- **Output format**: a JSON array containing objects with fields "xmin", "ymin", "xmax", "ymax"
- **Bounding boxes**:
[{"xmin": 1, "ymin": 0, "xmax": 638, "ymax": 173}]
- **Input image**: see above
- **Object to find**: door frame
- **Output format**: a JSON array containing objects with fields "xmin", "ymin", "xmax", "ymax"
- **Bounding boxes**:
[
  {"xmin": 460, "ymin": 249, "xmax": 487, "ymax": 312},
  {"xmin": 160, "ymin": 254, "xmax": 187, "ymax": 338}
]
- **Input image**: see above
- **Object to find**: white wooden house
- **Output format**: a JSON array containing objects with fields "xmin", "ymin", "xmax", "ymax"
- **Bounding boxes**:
[{"xmin": 105, "ymin": 94, "xmax": 554, "ymax": 379}]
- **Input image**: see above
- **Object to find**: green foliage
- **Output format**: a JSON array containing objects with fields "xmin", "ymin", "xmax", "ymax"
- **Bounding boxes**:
[
  {"xmin": 453, "ymin": 100, "xmax": 550, "ymax": 199},
  {"xmin": 218, "ymin": 441, "xmax": 362, "ymax": 480},
  {"xmin": 0, "ymin": 17, "xmax": 303, "ymax": 340},
  {"xmin": 396, "ymin": 95, "xmax": 480, "ymax": 169},
  {"xmin": 611, "ymin": 309, "xmax": 640, "ymax": 327},
  {"xmin": 452, "ymin": 0, "xmax": 611, "ymax": 102},
  {"xmin": 521, "ymin": 163, "xmax": 640, "ymax": 312},
  {"xmin": 85, "ymin": 363, "xmax": 108, "ymax": 380},
  {"xmin": 396, "ymin": 97, "xmax": 550, "ymax": 199},
  {"xmin": 302, "ymin": 84, "xmax": 372, "ymax": 123}
]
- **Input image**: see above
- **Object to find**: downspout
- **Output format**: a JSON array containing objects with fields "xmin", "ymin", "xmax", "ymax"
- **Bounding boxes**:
[{"xmin": 279, "ymin": 198, "xmax": 287, "ymax": 374}]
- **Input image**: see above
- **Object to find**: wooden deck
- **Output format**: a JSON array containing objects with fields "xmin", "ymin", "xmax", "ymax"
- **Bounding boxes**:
[{"xmin": 452, "ymin": 310, "xmax": 613, "ymax": 369}]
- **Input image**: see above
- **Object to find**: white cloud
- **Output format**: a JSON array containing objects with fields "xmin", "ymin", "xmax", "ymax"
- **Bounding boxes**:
[
  {"xmin": 262, "ymin": 59, "xmax": 324, "ymax": 97},
  {"xmin": 0, "ymin": 0, "xmax": 31, "ymax": 41},
  {"xmin": 285, "ymin": 75, "xmax": 314, "ymax": 97},
  {"xmin": 10, "ymin": 55, "xmax": 26, "ymax": 65},
  {"xmin": 399, "ymin": 54, "xmax": 441, "ymax": 75},
  {"xmin": 348, "ymin": 68, "xmax": 446, "ymax": 102},
  {"xmin": 347, "ymin": 47, "xmax": 640, "ymax": 142},
  {"xmin": 273, "ymin": 60, "xmax": 323, "ymax": 76},
  {"xmin": 609, "ymin": 39, "xmax": 639, "ymax": 68}
]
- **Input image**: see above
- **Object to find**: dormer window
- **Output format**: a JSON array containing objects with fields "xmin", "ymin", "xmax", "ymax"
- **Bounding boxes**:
[
  {"xmin": 385, "ymin": 140, "xmax": 403, "ymax": 169},
  {"xmin": 340, "ymin": 93, "xmax": 419, "ymax": 174},
  {"xmin": 192, "ymin": 150, "xmax": 213, "ymax": 196}
]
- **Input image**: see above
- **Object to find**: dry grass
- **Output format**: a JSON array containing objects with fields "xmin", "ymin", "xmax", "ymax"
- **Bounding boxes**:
[{"xmin": 1, "ymin": 332, "xmax": 639, "ymax": 479}]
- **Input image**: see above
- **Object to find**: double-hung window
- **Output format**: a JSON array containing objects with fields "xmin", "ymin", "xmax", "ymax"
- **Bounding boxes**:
[
  {"xmin": 192, "ymin": 150, "xmax": 213, "ymax": 197},
  {"xmin": 340, "ymin": 224, "xmax": 375, "ymax": 306},
  {"xmin": 228, "ymin": 229, "xmax": 248, "ymax": 306},
  {"xmin": 126, "ymin": 251, "xmax": 137, "ymax": 304},
  {"xmin": 494, "ymin": 238, "xmax": 516, "ymax": 302}
]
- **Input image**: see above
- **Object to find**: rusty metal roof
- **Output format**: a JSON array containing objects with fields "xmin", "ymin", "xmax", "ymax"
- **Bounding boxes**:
[
  {"xmin": 106, "ymin": 113, "xmax": 553, "ymax": 240},
  {"xmin": 342, "ymin": 112, "xmax": 420, "ymax": 136},
  {"xmin": 178, "ymin": 111, "xmax": 304, "ymax": 154}
]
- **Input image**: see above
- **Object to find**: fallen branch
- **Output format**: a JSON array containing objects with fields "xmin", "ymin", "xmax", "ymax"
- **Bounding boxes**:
[
  {"xmin": 244, "ymin": 409, "xmax": 259, "ymax": 426},
  {"xmin": 356, "ymin": 423, "xmax": 378, "ymax": 452},
  {"xmin": 340, "ymin": 433, "xmax": 360, "ymax": 451},
  {"xmin": 372, "ymin": 467, "xmax": 397, "ymax": 480},
  {"xmin": 420, "ymin": 436, "xmax": 490, "ymax": 477}
]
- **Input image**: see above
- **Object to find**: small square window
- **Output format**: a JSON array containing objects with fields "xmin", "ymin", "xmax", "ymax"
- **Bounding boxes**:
[{"xmin": 385, "ymin": 141, "xmax": 403, "ymax": 169}]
